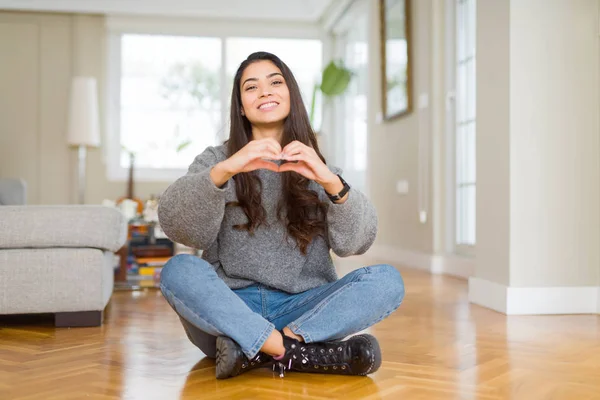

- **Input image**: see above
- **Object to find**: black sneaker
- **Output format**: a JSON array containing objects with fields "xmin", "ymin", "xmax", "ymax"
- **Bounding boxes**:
[
  {"xmin": 215, "ymin": 336, "xmax": 273, "ymax": 379},
  {"xmin": 274, "ymin": 333, "xmax": 382, "ymax": 377}
]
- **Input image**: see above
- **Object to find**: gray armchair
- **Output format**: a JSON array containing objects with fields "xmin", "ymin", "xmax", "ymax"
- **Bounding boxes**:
[{"xmin": 0, "ymin": 179, "xmax": 127, "ymax": 327}]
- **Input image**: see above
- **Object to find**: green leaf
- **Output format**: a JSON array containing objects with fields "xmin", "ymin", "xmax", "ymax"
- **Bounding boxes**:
[
  {"xmin": 309, "ymin": 83, "xmax": 319, "ymax": 125},
  {"xmin": 176, "ymin": 139, "xmax": 192, "ymax": 153},
  {"xmin": 320, "ymin": 61, "xmax": 352, "ymax": 96}
]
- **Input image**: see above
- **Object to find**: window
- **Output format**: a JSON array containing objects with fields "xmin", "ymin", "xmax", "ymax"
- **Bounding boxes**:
[
  {"xmin": 329, "ymin": 0, "xmax": 369, "ymax": 194},
  {"xmin": 341, "ymin": 20, "xmax": 369, "ymax": 193},
  {"xmin": 454, "ymin": 0, "xmax": 476, "ymax": 250},
  {"xmin": 120, "ymin": 34, "xmax": 221, "ymax": 170},
  {"xmin": 107, "ymin": 29, "xmax": 322, "ymax": 181}
]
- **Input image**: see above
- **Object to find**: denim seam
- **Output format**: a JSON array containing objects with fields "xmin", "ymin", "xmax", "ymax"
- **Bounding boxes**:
[
  {"xmin": 160, "ymin": 284, "xmax": 222, "ymax": 336},
  {"xmin": 287, "ymin": 281, "xmax": 357, "ymax": 343},
  {"xmin": 248, "ymin": 321, "xmax": 275, "ymax": 359},
  {"xmin": 267, "ymin": 268, "xmax": 369, "ymax": 321},
  {"xmin": 260, "ymin": 286, "xmax": 267, "ymax": 318}
]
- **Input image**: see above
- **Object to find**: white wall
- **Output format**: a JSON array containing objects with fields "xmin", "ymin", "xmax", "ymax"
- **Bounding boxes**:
[
  {"xmin": 472, "ymin": 0, "xmax": 600, "ymax": 314},
  {"xmin": 509, "ymin": 0, "xmax": 600, "ymax": 287},
  {"xmin": 475, "ymin": 0, "xmax": 512, "ymax": 285},
  {"xmin": 366, "ymin": 0, "xmax": 436, "ymax": 254},
  {"xmin": 0, "ymin": 12, "xmax": 73, "ymax": 205}
]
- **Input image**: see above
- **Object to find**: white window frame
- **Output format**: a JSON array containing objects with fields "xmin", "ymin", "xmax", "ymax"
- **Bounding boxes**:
[
  {"xmin": 445, "ymin": 0, "xmax": 476, "ymax": 255},
  {"xmin": 328, "ymin": 0, "xmax": 370, "ymax": 196},
  {"xmin": 104, "ymin": 16, "xmax": 325, "ymax": 182}
]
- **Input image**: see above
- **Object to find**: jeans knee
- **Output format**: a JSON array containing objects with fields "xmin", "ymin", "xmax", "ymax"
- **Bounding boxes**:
[
  {"xmin": 160, "ymin": 254, "xmax": 212, "ymax": 293},
  {"xmin": 369, "ymin": 264, "xmax": 405, "ymax": 308}
]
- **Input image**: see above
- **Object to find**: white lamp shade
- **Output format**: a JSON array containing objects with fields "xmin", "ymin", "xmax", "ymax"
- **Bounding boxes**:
[{"xmin": 67, "ymin": 76, "xmax": 100, "ymax": 147}]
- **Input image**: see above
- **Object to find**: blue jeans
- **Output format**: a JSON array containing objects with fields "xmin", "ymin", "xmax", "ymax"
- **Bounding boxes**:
[{"xmin": 159, "ymin": 254, "xmax": 405, "ymax": 359}]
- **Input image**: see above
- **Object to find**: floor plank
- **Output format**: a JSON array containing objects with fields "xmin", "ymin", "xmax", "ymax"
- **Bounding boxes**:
[{"xmin": 1, "ymin": 256, "xmax": 599, "ymax": 399}]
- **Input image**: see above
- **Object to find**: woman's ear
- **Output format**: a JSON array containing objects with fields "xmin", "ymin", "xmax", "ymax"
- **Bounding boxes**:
[{"xmin": 241, "ymin": 107, "xmax": 245, "ymax": 116}]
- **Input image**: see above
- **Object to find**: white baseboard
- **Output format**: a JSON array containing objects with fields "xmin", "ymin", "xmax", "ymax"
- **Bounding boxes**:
[
  {"xmin": 468, "ymin": 277, "xmax": 508, "ymax": 313},
  {"xmin": 469, "ymin": 277, "xmax": 600, "ymax": 315},
  {"xmin": 365, "ymin": 245, "xmax": 475, "ymax": 279}
]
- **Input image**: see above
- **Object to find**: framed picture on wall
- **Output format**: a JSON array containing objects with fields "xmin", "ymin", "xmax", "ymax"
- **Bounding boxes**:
[{"xmin": 380, "ymin": 0, "xmax": 412, "ymax": 120}]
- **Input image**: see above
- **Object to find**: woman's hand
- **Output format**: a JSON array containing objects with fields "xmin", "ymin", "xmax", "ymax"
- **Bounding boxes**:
[
  {"xmin": 279, "ymin": 141, "xmax": 345, "ymax": 198},
  {"xmin": 210, "ymin": 138, "xmax": 282, "ymax": 187},
  {"xmin": 225, "ymin": 138, "xmax": 283, "ymax": 174}
]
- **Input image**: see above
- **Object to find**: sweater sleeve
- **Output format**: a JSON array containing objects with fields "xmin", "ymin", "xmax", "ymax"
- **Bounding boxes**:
[
  {"xmin": 324, "ymin": 166, "xmax": 378, "ymax": 257},
  {"xmin": 157, "ymin": 146, "xmax": 233, "ymax": 250}
]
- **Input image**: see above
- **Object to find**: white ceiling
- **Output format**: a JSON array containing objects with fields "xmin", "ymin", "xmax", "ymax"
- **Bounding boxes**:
[{"xmin": 0, "ymin": 0, "xmax": 338, "ymax": 22}]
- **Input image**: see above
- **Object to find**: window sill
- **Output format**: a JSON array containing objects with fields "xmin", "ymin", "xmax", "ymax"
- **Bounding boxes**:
[{"xmin": 107, "ymin": 165, "xmax": 188, "ymax": 183}]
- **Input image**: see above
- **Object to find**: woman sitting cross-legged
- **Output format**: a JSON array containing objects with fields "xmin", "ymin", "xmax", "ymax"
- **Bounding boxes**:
[{"xmin": 157, "ymin": 51, "xmax": 405, "ymax": 380}]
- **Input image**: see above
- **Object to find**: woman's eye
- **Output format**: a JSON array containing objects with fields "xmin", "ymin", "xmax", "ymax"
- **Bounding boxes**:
[
  {"xmin": 272, "ymin": 80, "xmax": 283, "ymax": 85},
  {"xmin": 245, "ymin": 85, "xmax": 257, "ymax": 91}
]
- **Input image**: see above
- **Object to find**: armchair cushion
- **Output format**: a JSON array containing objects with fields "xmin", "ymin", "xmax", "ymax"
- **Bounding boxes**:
[{"xmin": 0, "ymin": 205, "xmax": 127, "ymax": 252}]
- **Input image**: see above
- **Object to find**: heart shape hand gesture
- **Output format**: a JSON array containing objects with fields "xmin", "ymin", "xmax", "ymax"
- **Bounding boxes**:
[
  {"xmin": 224, "ymin": 138, "xmax": 338, "ymax": 187},
  {"xmin": 210, "ymin": 138, "xmax": 346, "ymax": 200}
]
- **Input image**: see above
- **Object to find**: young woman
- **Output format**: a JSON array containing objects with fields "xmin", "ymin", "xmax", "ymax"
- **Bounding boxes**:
[{"xmin": 158, "ymin": 51, "xmax": 405, "ymax": 380}]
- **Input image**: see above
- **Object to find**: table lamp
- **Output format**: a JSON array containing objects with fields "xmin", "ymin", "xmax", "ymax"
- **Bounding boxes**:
[{"xmin": 67, "ymin": 76, "xmax": 100, "ymax": 204}]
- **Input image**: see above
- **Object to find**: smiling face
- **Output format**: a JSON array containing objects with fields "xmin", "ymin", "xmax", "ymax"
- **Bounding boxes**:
[{"xmin": 239, "ymin": 60, "xmax": 291, "ymax": 128}]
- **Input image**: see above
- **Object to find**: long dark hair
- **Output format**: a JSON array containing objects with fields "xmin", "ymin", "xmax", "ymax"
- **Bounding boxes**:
[{"xmin": 226, "ymin": 51, "xmax": 328, "ymax": 254}]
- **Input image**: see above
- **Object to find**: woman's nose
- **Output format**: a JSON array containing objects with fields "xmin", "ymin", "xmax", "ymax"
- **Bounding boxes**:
[{"xmin": 258, "ymin": 85, "xmax": 272, "ymax": 97}]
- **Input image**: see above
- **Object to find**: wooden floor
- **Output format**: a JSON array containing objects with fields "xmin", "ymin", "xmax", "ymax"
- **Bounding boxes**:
[{"xmin": 1, "ymin": 257, "xmax": 600, "ymax": 400}]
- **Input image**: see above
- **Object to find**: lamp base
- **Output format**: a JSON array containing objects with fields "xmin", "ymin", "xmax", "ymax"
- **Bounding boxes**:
[{"xmin": 77, "ymin": 145, "xmax": 87, "ymax": 204}]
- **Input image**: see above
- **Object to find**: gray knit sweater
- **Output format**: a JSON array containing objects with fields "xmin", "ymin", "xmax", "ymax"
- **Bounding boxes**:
[{"xmin": 157, "ymin": 144, "xmax": 378, "ymax": 293}]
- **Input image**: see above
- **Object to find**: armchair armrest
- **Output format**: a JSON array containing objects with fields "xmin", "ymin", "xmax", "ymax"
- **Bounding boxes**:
[{"xmin": 0, "ymin": 205, "xmax": 127, "ymax": 252}]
